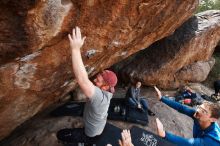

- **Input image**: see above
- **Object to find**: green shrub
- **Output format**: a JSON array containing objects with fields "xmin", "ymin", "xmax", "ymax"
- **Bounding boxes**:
[{"xmin": 196, "ymin": 0, "xmax": 220, "ymax": 13}]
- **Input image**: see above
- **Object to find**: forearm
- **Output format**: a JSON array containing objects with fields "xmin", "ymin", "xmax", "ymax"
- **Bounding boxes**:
[
  {"xmin": 68, "ymin": 27, "xmax": 94, "ymax": 98},
  {"xmin": 161, "ymin": 96, "xmax": 195, "ymax": 117},
  {"xmin": 129, "ymin": 98, "xmax": 139, "ymax": 106},
  {"xmin": 165, "ymin": 132, "xmax": 199, "ymax": 146},
  {"xmin": 71, "ymin": 49, "xmax": 89, "ymax": 83},
  {"xmin": 131, "ymin": 96, "xmax": 139, "ymax": 105}
]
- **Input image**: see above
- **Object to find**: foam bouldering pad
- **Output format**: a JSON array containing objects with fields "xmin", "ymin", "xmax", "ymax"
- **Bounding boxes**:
[
  {"xmin": 108, "ymin": 98, "xmax": 126, "ymax": 121},
  {"xmin": 95, "ymin": 123, "xmax": 121, "ymax": 146},
  {"xmin": 126, "ymin": 106, "xmax": 148, "ymax": 125},
  {"xmin": 57, "ymin": 123, "xmax": 177, "ymax": 146},
  {"xmin": 130, "ymin": 126, "xmax": 177, "ymax": 146},
  {"xmin": 50, "ymin": 102, "xmax": 85, "ymax": 117},
  {"xmin": 57, "ymin": 123, "xmax": 121, "ymax": 146},
  {"xmin": 108, "ymin": 98, "xmax": 148, "ymax": 125},
  {"xmin": 51, "ymin": 98, "xmax": 148, "ymax": 125}
]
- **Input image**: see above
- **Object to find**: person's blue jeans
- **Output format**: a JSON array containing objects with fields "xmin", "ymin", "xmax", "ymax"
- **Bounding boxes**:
[
  {"xmin": 140, "ymin": 98, "xmax": 149, "ymax": 111},
  {"xmin": 214, "ymin": 80, "xmax": 220, "ymax": 94},
  {"xmin": 128, "ymin": 97, "xmax": 148, "ymax": 111}
]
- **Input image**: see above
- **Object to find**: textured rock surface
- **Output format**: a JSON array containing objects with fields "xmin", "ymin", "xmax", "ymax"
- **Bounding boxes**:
[
  {"xmin": 116, "ymin": 10, "xmax": 220, "ymax": 88},
  {"xmin": 0, "ymin": 0, "xmax": 199, "ymax": 140},
  {"xmin": 175, "ymin": 58, "xmax": 215, "ymax": 82}
]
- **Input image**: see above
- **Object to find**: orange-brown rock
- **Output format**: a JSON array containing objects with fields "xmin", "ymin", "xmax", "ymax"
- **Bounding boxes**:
[
  {"xmin": 0, "ymin": 0, "xmax": 198, "ymax": 140},
  {"xmin": 116, "ymin": 10, "xmax": 220, "ymax": 88}
]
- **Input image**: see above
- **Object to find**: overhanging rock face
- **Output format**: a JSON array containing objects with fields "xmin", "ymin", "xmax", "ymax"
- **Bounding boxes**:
[
  {"xmin": 0, "ymin": 0, "xmax": 198, "ymax": 140},
  {"xmin": 116, "ymin": 10, "xmax": 220, "ymax": 88}
]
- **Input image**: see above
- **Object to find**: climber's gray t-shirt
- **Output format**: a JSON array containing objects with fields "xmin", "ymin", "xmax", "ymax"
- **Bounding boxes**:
[{"xmin": 83, "ymin": 86, "xmax": 113, "ymax": 137}]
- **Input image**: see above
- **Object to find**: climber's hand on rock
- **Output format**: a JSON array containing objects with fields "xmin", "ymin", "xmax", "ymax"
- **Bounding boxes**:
[{"xmin": 68, "ymin": 26, "xmax": 86, "ymax": 51}]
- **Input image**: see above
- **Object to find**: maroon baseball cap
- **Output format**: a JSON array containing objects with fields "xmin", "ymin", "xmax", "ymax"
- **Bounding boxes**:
[{"xmin": 101, "ymin": 70, "xmax": 117, "ymax": 93}]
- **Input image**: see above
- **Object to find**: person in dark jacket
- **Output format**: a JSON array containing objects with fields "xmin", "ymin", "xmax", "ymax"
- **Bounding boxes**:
[
  {"xmin": 125, "ymin": 81, "xmax": 155, "ymax": 116},
  {"xmin": 176, "ymin": 86, "xmax": 203, "ymax": 106},
  {"xmin": 210, "ymin": 80, "xmax": 220, "ymax": 102},
  {"xmin": 214, "ymin": 80, "xmax": 220, "ymax": 95},
  {"xmin": 154, "ymin": 86, "xmax": 220, "ymax": 146}
]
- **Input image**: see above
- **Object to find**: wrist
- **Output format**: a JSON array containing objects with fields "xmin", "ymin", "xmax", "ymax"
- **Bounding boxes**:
[
  {"xmin": 161, "ymin": 130, "xmax": 166, "ymax": 138},
  {"xmin": 158, "ymin": 96, "xmax": 162, "ymax": 101},
  {"xmin": 71, "ymin": 48, "xmax": 81, "ymax": 54},
  {"xmin": 158, "ymin": 131, "xmax": 166, "ymax": 138},
  {"xmin": 71, "ymin": 46, "xmax": 80, "ymax": 50}
]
